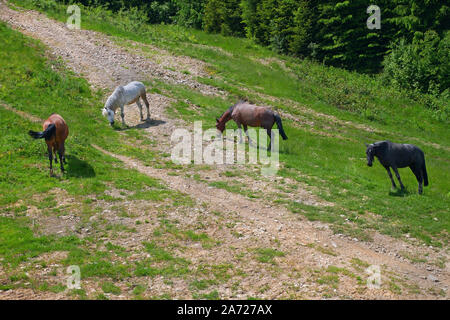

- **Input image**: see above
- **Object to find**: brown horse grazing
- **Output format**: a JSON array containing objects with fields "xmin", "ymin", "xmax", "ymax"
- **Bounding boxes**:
[
  {"xmin": 29, "ymin": 114, "xmax": 69, "ymax": 175},
  {"xmin": 216, "ymin": 101, "xmax": 288, "ymax": 150}
]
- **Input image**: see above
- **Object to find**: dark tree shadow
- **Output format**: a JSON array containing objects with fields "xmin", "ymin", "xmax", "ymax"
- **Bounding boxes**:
[
  {"xmin": 389, "ymin": 187, "xmax": 412, "ymax": 197},
  {"xmin": 65, "ymin": 155, "xmax": 96, "ymax": 178},
  {"xmin": 116, "ymin": 119, "xmax": 166, "ymax": 131}
]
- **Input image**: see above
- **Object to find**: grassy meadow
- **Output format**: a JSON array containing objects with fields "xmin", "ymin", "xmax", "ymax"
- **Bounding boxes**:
[
  {"xmin": 0, "ymin": 20, "xmax": 200, "ymax": 295},
  {"xmin": 0, "ymin": 0, "xmax": 448, "ymax": 298},
  {"xmin": 4, "ymin": 0, "xmax": 450, "ymax": 244},
  {"xmin": 13, "ymin": 0, "xmax": 448, "ymax": 244}
]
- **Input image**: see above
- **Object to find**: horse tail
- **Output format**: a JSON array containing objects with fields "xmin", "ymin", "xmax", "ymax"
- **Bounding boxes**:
[
  {"xmin": 422, "ymin": 161, "xmax": 429, "ymax": 187},
  {"xmin": 28, "ymin": 123, "xmax": 56, "ymax": 140},
  {"xmin": 274, "ymin": 114, "xmax": 288, "ymax": 140}
]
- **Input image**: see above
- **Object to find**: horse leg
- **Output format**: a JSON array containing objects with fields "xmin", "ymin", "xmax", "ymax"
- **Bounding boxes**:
[
  {"xmin": 47, "ymin": 145, "xmax": 53, "ymax": 176},
  {"xmin": 243, "ymin": 124, "xmax": 253, "ymax": 146},
  {"xmin": 136, "ymin": 99, "xmax": 144, "ymax": 122},
  {"xmin": 266, "ymin": 128, "xmax": 272, "ymax": 151},
  {"xmin": 392, "ymin": 167, "xmax": 405, "ymax": 190},
  {"xmin": 385, "ymin": 166, "xmax": 397, "ymax": 189},
  {"xmin": 120, "ymin": 105, "xmax": 126, "ymax": 126},
  {"xmin": 411, "ymin": 165, "xmax": 423, "ymax": 194},
  {"xmin": 54, "ymin": 147, "xmax": 58, "ymax": 164},
  {"xmin": 417, "ymin": 176, "xmax": 423, "ymax": 195},
  {"xmin": 237, "ymin": 123, "xmax": 243, "ymax": 144},
  {"xmin": 63, "ymin": 143, "xmax": 67, "ymax": 165},
  {"xmin": 58, "ymin": 146, "xmax": 65, "ymax": 173},
  {"xmin": 141, "ymin": 93, "xmax": 150, "ymax": 120}
]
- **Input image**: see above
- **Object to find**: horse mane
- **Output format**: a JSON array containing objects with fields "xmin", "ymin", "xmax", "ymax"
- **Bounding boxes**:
[
  {"xmin": 104, "ymin": 85, "xmax": 125, "ymax": 111},
  {"xmin": 231, "ymin": 100, "xmax": 246, "ymax": 112},
  {"xmin": 220, "ymin": 100, "xmax": 246, "ymax": 119},
  {"xmin": 373, "ymin": 140, "xmax": 389, "ymax": 149}
]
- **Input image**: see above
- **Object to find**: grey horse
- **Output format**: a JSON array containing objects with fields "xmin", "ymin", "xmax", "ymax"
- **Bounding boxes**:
[
  {"xmin": 365, "ymin": 140, "xmax": 429, "ymax": 194},
  {"xmin": 102, "ymin": 81, "xmax": 150, "ymax": 126}
]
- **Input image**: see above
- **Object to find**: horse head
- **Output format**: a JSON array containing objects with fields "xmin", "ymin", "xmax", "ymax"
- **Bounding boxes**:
[
  {"xmin": 102, "ymin": 107, "xmax": 115, "ymax": 126},
  {"xmin": 216, "ymin": 117, "xmax": 226, "ymax": 133},
  {"xmin": 365, "ymin": 143, "xmax": 375, "ymax": 167}
]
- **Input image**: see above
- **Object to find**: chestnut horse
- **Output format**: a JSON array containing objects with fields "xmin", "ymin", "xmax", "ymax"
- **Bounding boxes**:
[
  {"xmin": 216, "ymin": 101, "xmax": 288, "ymax": 150},
  {"xmin": 29, "ymin": 113, "xmax": 69, "ymax": 175}
]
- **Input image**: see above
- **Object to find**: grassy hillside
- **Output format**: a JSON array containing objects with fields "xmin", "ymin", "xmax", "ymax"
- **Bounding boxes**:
[
  {"xmin": 2, "ymin": 0, "xmax": 449, "ymax": 249},
  {"xmin": 0, "ymin": 21, "xmax": 199, "ymax": 294}
]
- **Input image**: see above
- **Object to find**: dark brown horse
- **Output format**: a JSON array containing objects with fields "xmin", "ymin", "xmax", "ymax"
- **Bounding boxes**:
[
  {"xmin": 216, "ymin": 101, "xmax": 288, "ymax": 150},
  {"xmin": 29, "ymin": 113, "xmax": 69, "ymax": 175}
]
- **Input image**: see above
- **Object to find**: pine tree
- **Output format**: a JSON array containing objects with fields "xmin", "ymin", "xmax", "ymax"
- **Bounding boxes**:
[
  {"xmin": 203, "ymin": 0, "xmax": 244, "ymax": 36},
  {"xmin": 315, "ymin": 0, "xmax": 392, "ymax": 72},
  {"xmin": 290, "ymin": 0, "xmax": 319, "ymax": 57}
]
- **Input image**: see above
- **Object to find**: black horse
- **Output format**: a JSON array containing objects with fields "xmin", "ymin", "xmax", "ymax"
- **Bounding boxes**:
[{"xmin": 365, "ymin": 140, "xmax": 429, "ymax": 194}]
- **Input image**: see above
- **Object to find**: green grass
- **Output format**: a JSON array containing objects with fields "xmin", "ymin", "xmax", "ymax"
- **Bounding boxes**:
[
  {"xmin": 189, "ymin": 279, "xmax": 217, "ymax": 291},
  {"xmin": 133, "ymin": 241, "xmax": 190, "ymax": 278},
  {"xmin": 101, "ymin": 281, "xmax": 121, "ymax": 295},
  {"xmin": 7, "ymin": 0, "xmax": 450, "ymax": 246},
  {"xmin": 0, "ymin": 22, "xmax": 186, "ymax": 206},
  {"xmin": 162, "ymin": 80, "xmax": 449, "ymax": 245},
  {"xmin": 0, "ymin": 19, "xmax": 199, "ymax": 292},
  {"xmin": 132, "ymin": 284, "xmax": 146, "ymax": 296},
  {"xmin": 317, "ymin": 274, "xmax": 340, "ymax": 287},
  {"xmin": 154, "ymin": 75, "xmax": 449, "ymax": 246},
  {"xmin": 192, "ymin": 290, "xmax": 220, "ymax": 300},
  {"xmin": 12, "ymin": 0, "xmax": 448, "ymax": 131},
  {"xmin": 196, "ymin": 263, "xmax": 234, "ymax": 283},
  {"xmin": 184, "ymin": 230, "xmax": 215, "ymax": 248},
  {"xmin": 255, "ymin": 248, "xmax": 285, "ymax": 264},
  {"xmin": 0, "ymin": 2, "xmax": 449, "ymax": 300},
  {"xmin": 0, "ymin": 216, "xmax": 80, "ymax": 267},
  {"xmin": 307, "ymin": 244, "xmax": 338, "ymax": 257},
  {"xmin": 62, "ymin": 248, "xmax": 131, "ymax": 280}
]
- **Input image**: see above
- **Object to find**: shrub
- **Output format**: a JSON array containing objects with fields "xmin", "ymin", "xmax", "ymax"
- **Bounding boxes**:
[
  {"xmin": 173, "ymin": 0, "xmax": 206, "ymax": 29},
  {"xmin": 269, "ymin": 0, "xmax": 298, "ymax": 54},
  {"xmin": 31, "ymin": 0, "xmax": 57, "ymax": 10},
  {"xmin": 290, "ymin": 0, "xmax": 317, "ymax": 56},
  {"xmin": 116, "ymin": 6, "xmax": 149, "ymax": 32},
  {"xmin": 382, "ymin": 30, "xmax": 449, "ymax": 96},
  {"xmin": 203, "ymin": 0, "xmax": 244, "ymax": 36}
]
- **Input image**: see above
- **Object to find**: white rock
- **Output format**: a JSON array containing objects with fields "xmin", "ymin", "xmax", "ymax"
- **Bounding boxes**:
[{"xmin": 427, "ymin": 275, "xmax": 439, "ymax": 282}]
